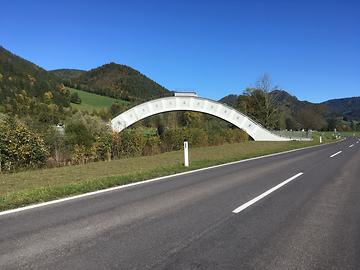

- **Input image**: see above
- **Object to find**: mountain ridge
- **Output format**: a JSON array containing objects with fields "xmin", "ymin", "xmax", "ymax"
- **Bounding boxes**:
[{"xmin": 1, "ymin": 45, "xmax": 359, "ymax": 124}]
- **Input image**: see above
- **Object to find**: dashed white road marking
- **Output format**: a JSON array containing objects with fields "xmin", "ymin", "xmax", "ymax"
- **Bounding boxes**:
[
  {"xmin": 232, "ymin": 173, "xmax": 304, "ymax": 214},
  {"xmin": 330, "ymin": 151, "xmax": 342, "ymax": 158},
  {"xmin": 349, "ymin": 144, "xmax": 354, "ymax": 148}
]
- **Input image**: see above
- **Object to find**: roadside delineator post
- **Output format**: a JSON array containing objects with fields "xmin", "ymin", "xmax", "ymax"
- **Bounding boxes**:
[
  {"xmin": 184, "ymin": 141, "xmax": 189, "ymax": 167},
  {"xmin": 319, "ymin": 136, "xmax": 322, "ymax": 144}
]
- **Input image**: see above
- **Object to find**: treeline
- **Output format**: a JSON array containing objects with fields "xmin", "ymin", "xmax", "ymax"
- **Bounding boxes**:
[
  {"xmin": 0, "ymin": 112, "xmax": 248, "ymax": 172},
  {"xmin": 233, "ymin": 74, "xmax": 360, "ymax": 132}
]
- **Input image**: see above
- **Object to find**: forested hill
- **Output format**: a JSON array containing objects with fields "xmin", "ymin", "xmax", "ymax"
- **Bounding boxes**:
[
  {"xmin": 49, "ymin": 69, "xmax": 85, "ymax": 79},
  {"xmin": 0, "ymin": 46, "xmax": 70, "ymax": 121},
  {"xmin": 323, "ymin": 97, "xmax": 360, "ymax": 121},
  {"xmin": 59, "ymin": 63, "xmax": 171, "ymax": 102}
]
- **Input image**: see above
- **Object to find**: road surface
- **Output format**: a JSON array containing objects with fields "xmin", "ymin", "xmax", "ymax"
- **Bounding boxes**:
[{"xmin": 1, "ymin": 137, "xmax": 360, "ymax": 269}]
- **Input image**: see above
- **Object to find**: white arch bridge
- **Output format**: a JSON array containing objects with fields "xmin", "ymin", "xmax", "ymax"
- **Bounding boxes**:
[{"xmin": 111, "ymin": 95, "xmax": 309, "ymax": 141}]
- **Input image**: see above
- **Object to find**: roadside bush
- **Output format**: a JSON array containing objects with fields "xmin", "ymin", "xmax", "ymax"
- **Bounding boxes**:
[
  {"xmin": 142, "ymin": 135, "xmax": 162, "ymax": 156},
  {"xmin": 223, "ymin": 129, "xmax": 248, "ymax": 143},
  {"xmin": 65, "ymin": 112, "xmax": 112, "ymax": 163},
  {"xmin": 208, "ymin": 132, "xmax": 225, "ymax": 146},
  {"xmin": 0, "ymin": 117, "xmax": 48, "ymax": 171},
  {"xmin": 46, "ymin": 127, "xmax": 70, "ymax": 165},
  {"xmin": 189, "ymin": 128, "xmax": 208, "ymax": 147},
  {"xmin": 112, "ymin": 130, "xmax": 147, "ymax": 157},
  {"xmin": 94, "ymin": 132, "xmax": 112, "ymax": 161},
  {"xmin": 72, "ymin": 144, "xmax": 87, "ymax": 164},
  {"xmin": 161, "ymin": 128, "xmax": 189, "ymax": 151}
]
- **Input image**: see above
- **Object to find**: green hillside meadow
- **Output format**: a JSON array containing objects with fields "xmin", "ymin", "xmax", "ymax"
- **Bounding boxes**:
[{"xmin": 68, "ymin": 87, "xmax": 128, "ymax": 111}]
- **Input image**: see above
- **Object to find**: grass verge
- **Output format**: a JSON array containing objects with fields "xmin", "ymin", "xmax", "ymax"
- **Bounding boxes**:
[{"xmin": 0, "ymin": 136, "xmax": 336, "ymax": 212}]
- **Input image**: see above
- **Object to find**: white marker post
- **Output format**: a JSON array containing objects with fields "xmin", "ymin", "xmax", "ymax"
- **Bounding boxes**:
[
  {"xmin": 184, "ymin": 141, "xmax": 189, "ymax": 167},
  {"xmin": 319, "ymin": 136, "xmax": 322, "ymax": 144}
]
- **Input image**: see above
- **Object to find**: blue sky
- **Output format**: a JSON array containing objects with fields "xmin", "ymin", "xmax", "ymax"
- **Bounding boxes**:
[{"xmin": 1, "ymin": 0, "xmax": 359, "ymax": 102}]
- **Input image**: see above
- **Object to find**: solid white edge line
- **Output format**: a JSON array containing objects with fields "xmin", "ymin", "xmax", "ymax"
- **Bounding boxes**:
[
  {"xmin": 232, "ymin": 172, "xmax": 304, "ymax": 214},
  {"xmin": 330, "ymin": 151, "xmax": 342, "ymax": 158},
  {"xmin": 0, "ymin": 140, "xmax": 342, "ymax": 217}
]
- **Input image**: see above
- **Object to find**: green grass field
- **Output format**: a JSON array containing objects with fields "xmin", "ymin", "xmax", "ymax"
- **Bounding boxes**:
[
  {"xmin": 0, "ymin": 136, "xmax": 336, "ymax": 211},
  {"xmin": 68, "ymin": 87, "xmax": 128, "ymax": 111}
]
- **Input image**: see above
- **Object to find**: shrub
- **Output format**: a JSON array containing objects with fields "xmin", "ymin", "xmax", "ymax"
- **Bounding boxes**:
[
  {"xmin": 112, "ymin": 130, "xmax": 147, "ymax": 157},
  {"xmin": 0, "ymin": 117, "xmax": 48, "ymax": 171},
  {"xmin": 64, "ymin": 112, "xmax": 113, "ymax": 163},
  {"xmin": 70, "ymin": 92, "xmax": 81, "ymax": 104},
  {"xmin": 142, "ymin": 135, "xmax": 161, "ymax": 156},
  {"xmin": 189, "ymin": 128, "xmax": 208, "ymax": 147},
  {"xmin": 161, "ymin": 128, "xmax": 189, "ymax": 151},
  {"xmin": 94, "ymin": 132, "xmax": 112, "ymax": 161},
  {"xmin": 223, "ymin": 129, "xmax": 248, "ymax": 143}
]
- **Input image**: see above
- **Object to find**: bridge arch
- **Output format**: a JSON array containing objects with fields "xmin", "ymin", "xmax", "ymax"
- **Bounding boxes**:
[{"xmin": 111, "ymin": 96, "xmax": 291, "ymax": 141}]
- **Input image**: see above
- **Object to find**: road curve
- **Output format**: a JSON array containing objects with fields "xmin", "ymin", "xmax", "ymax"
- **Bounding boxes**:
[{"xmin": 1, "ymin": 137, "xmax": 360, "ymax": 269}]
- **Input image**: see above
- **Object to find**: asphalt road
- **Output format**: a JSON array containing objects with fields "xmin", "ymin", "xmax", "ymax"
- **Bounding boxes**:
[{"xmin": 1, "ymin": 137, "xmax": 360, "ymax": 270}]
